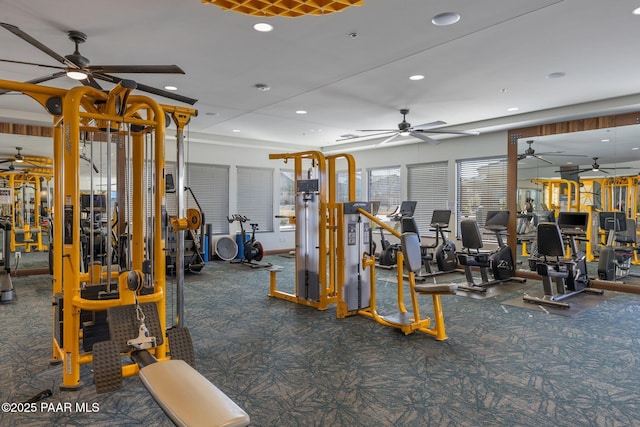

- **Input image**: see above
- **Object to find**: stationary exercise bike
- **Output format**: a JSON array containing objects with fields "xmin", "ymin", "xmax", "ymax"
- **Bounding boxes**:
[
  {"xmin": 375, "ymin": 205, "xmax": 403, "ymax": 269},
  {"xmin": 525, "ymin": 212, "xmax": 603, "ymax": 308},
  {"xmin": 457, "ymin": 210, "xmax": 524, "ymax": 293},
  {"xmin": 402, "ymin": 209, "xmax": 459, "ymax": 281},
  {"xmin": 227, "ymin": 214, "xmax": 271, "ymax": 268}
]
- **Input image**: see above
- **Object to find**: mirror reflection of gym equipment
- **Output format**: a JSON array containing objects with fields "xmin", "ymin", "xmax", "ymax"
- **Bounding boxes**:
[{"xmin": 0, "ymin": 79, "xmax": 249, "ymax": 426}]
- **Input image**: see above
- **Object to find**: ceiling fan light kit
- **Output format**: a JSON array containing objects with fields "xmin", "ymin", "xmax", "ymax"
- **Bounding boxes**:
[{"xmin": 202, "ymin": 0, "xmax": 364, "ymax": 17}]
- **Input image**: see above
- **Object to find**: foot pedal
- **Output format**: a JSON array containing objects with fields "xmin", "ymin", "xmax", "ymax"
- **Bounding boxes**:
[
  {"xmin": 93, "ymin": 340, "xmax": 122, "ymax": 394},
  {"xmin": 167, "ymin": 327, "xmax": 196, "ymax": 368}
]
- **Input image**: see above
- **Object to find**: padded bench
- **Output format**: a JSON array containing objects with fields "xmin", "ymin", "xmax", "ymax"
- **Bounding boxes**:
[{"xmin": 139, "ymin": 359, "xmax": 250, "ymax": 427}]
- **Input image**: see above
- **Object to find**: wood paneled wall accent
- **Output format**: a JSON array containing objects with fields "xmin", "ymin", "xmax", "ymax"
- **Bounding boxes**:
[
  {"xmin": 506, "ymin": 111, "xmax": 640, "ymax": 259},
  {"xmin": 0, "ymin": 122, "xmax": 53, "ymax": 138}
]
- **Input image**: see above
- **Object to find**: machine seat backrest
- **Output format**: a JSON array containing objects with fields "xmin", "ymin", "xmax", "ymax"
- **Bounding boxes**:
[
  {"xmin": 401, "ymin": 232, "xmax": 423, "ymax": 273},
  {"xmin": 401, "ymin": 217, "xmax": 419, "ymax": 234},
  {"xmin": 537, "ymin": 222, "xmax": 565, "ymax": 257},
  {"xmin": 616, "ymin": 219, "xmax": 637, "ymax": 245},
  {"xmin": 460, "ymin": 219, "xmax": 483, "ymax": 250}
]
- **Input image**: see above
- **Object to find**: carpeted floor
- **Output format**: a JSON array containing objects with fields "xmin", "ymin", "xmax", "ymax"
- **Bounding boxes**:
[{"xmin": 2, "ymin": 251, "xmax": 640, "ymax": 426}]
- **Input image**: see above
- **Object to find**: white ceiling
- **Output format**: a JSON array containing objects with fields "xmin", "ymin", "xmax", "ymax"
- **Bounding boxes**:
[{"xmin": 1, "ymin": 0, "xmax": 640, "ymax": 161}]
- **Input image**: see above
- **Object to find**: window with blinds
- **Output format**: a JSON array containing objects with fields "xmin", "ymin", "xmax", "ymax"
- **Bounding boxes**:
[
  {"xmin": 456, "ymin": 156, "xmax": 508, "ymax": 238},
  {"xmin": 407, "ymin": 161, "xmax": 448, "ymax": 236},
  {"xmin": 278, "ymin": 169, "xmax": 295, "ymax": 231},
  {"xmin": 336, "ymin": 169, "xmax": 362, "ymax": 203},
  {"xmin": 165, "ymin": 162, "xmax": 230, "ymax": 234},
  {"xmin": 187, "ymin": 163, "xmax": 230, "ymax": 234},
  {"xmin": 237, "ymin": 166, "xmax": 274, "ymax": 232},
  {"xmin": 368, "ymin": 166, "xmax": 401, "ymax": 215}
]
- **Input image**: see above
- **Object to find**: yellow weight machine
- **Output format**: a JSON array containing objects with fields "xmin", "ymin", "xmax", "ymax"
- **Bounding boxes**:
[
  {"xmin": 268, "ymin": 150, "xmax": 357, "ymax": 310},
  {"xmin": 0, "ymin": 166, "xmax": 52, "ymax": 252},
  {"xmin": 0, "ymin": 79, "xmax": 199, "ymax": 389}
]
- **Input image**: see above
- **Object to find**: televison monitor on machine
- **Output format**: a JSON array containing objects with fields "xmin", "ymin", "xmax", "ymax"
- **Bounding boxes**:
[
  {"xmin": 598, "ymin": 211, "xmax": 627, "ymax": 232},
  {"xmin": 485, "ymin": 210, "xmax": 509, "ymax": 228},
  {"xmin": 556, "ymin": 212, "xmax": 589, "ymax": 231},
  {"xmin": 430, "ymin": 210, "xmax": 451, "ymax": 227},
  {"xmin": 399, "ymin": 201, "xmax": 417, "ymax": 217},
  {"xmin": 80, "ymin": 194, "xmax": 106, "ymax": 210}
]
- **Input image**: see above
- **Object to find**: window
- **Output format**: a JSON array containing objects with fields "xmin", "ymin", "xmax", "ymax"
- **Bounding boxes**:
[
  {"xmin": 336, "ymin": 169, "xmax": 362, "ymax": 203},
  {"xmin": 368, "ymin": 166, "xmax": 401, "ymax": 215},
  {"xmin": 278, "ymin": 169, "xmax": 295, "ymax": 231},
  {"xmin": 237, "ymin": 167, "xmax": 274, "ymax": 232},
  {"xmin": 165, "ymin": 162, "xmax": 230, "ymax": 234},
  {"xmin": 187, "ymin": 163, "xmax": 230, "ymax": 234},
  {"xmin": 456, "ymin": 156, "xmax": 508, "ymax": 236},
  {"xmin": 407, "ymin": 162, "xmax": 448, "ymax": 236}
]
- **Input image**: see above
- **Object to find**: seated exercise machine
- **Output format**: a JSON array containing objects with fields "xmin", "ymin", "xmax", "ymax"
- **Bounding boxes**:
[
  {"xmin": 375, "ymin": 204, "xmax": 405, "ymax": 269},
  {"xmin": 524, "ymin": 213, "xmax": 603, "ymax": 308},
  {"xmin": 597, "ymin": 211, "xmax": 640, "ymax": 282},
  {"xmin": 402, "ymin": 209, "xmax": 459, "ymax": 281},
  {"xmin": 337, "ymin": 202, "xmax": 457, "ymax": 340},
  {"xmin": 456, "ymin": 211, "xmax": 525, "ymax": 293},
  {"xmin": 227, "ymin": 214, "xmax": 272, "ymax": 269}
]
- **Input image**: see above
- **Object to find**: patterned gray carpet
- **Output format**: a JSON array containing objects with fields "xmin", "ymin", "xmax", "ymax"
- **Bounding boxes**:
[{"xmin": 1, "ymin": 252, "xmax": 640, "ymax": 426}]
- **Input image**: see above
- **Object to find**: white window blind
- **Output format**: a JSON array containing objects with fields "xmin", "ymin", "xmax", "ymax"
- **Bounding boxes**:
[
  {"xmin": 456, "ymin": 156, "xmax": 508, "ymax": 237},
  {"xmin": 407, "ymin": 161, "xmax": 448, "ymax": 236},
  {"xmin": 368, "ymin": 166, "xmax": 401, "ymax": 216},
  {"xmin": 187, "ymin": 163, "xmax": 230, "ymax": 234},
  {"xmin": 237, "ymin": 167, "xmax": 274, "ymax": 232}
]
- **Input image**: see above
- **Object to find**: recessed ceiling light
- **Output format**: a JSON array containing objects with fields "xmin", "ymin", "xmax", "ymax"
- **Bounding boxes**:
[
  {"xmin": 164, "ymin": 85, "xmax": 178, "ymax": 91},
  {"xmin": 254, "ymin": 83, "xmax": 270, "ymax": 91},
  {"xmin": 507, "ymin": 107, "xmax": 519, "ymax": 112},
  {"xmin": 409, "ymin": 74, "xmax": 424, "ymax": 81},
  {"xmin": 546, "ymin": 72, "xmax": 566, "ymax": 79},
  {"xmin": 633, "ymin": 147, "xmax": 639, "ymax": 150},
  {"xmin": 296, "ymin": 110, "xmax": 307, "ymax": 115},
  {"xmin": 232, "ymin": 129, "xmax": 240, "ymax": 133},
  {"xmin": 601, "ymin": 139, "xmax": 610, "ymax": 143},
  {"xmin": 633, "ymin": 7, "xmax": 640, "ymax": 15},
  {"xmin": 253, "ymin": 23, "xmax": 273, "ymax": 32},
  {"xmin": 566, "ymin": 162, "xmax": 573, "ymax": 165},
  {"xmin": 432, "ymin": 12, "xmax": 461, "ymax": 26}
]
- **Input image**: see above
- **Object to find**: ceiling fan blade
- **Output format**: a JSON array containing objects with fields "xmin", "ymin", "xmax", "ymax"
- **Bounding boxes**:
[
  {"xmin": 356, "ymin": 129, "xmax": 398, "ymax": 132},
  {"xmin": 536, "ymin": 152, "xmax": 588, "ymax": 157},
  {"xmin": 346, "ymin": 131, "xmax": 396, "ymax": 139},
  {"xmin": 409, "ymin": 131, "xmax": 439, "ymax": 144},
  {"xmin": 81, "ymin": 74, "xmax": 104, "ymax": 90},
  {"xmin": 414, "ymin": 128, "xmax": 480, "ymax": 136},
  {"xmin": 377, "ymin": 133, "xmax": 400, "ymax": 146},
  {"xmin": 93, "ymin": 73, "xmax": 198, "ymax": 105},
  {"xmin": 0, "ymin": 71, "xmax": 66, "ymax": 95},
  {"xmin": 87, "ymin": 65, "xmax": 185, "ymax": 74},
  {"xmin": 0, "ymin": 58, "xmax": 65, "ymax": 70},
  {"xmin": 411, "ymin": 120, "xmax": 447, "ymax": 130},
  {"xmin": 534, "ymin": 155, "xmax": 554, "ymax": 165},
  {"xmin": 0, "ymin": 22, "xmax": 75, "ymax": 68}
]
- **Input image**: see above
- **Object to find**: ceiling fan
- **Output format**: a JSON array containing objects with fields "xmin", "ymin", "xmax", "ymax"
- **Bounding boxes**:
[
  {"xmin": 0, "ymin": 147, "xmax": 53, "ymax": 171},
  {"xmin": 338, "ymin": 109, "xmax": 479, "ymax": 145},
  {"xmin": 575, "ymin": 157, "xmax": 635, "ymax": 174},
  {"xmin": 517, "ymin": 140, "xmax": 586, "ymax": 165},
  {"xmin": 0, "ymin": 22, "xmax": 197, "ymax": 105}
]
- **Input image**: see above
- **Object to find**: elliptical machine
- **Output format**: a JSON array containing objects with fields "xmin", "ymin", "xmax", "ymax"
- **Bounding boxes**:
[
  {"xmin": 227, "ymin": 214, "xmax": 271, "ymax": 268},
  {"xmin": 457, "ymin": 210, "xmax": 524, "ymax": 293}
]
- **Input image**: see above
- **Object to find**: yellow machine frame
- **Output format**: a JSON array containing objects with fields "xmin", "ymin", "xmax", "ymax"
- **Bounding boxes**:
[
  {"xmin": 0, "ymin": 167, "xmax": 52, "ymax": 252},
  {"xmin": 0, "ymin": 79, "xmax": 197, "ymax": 390},
  {"xmin": 268, "ymin": 150, "xmax": 356, "ymax": 310},
  {"xmin": 335, "ymin": 207, "xmax": 450, "ymax": 340}
]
